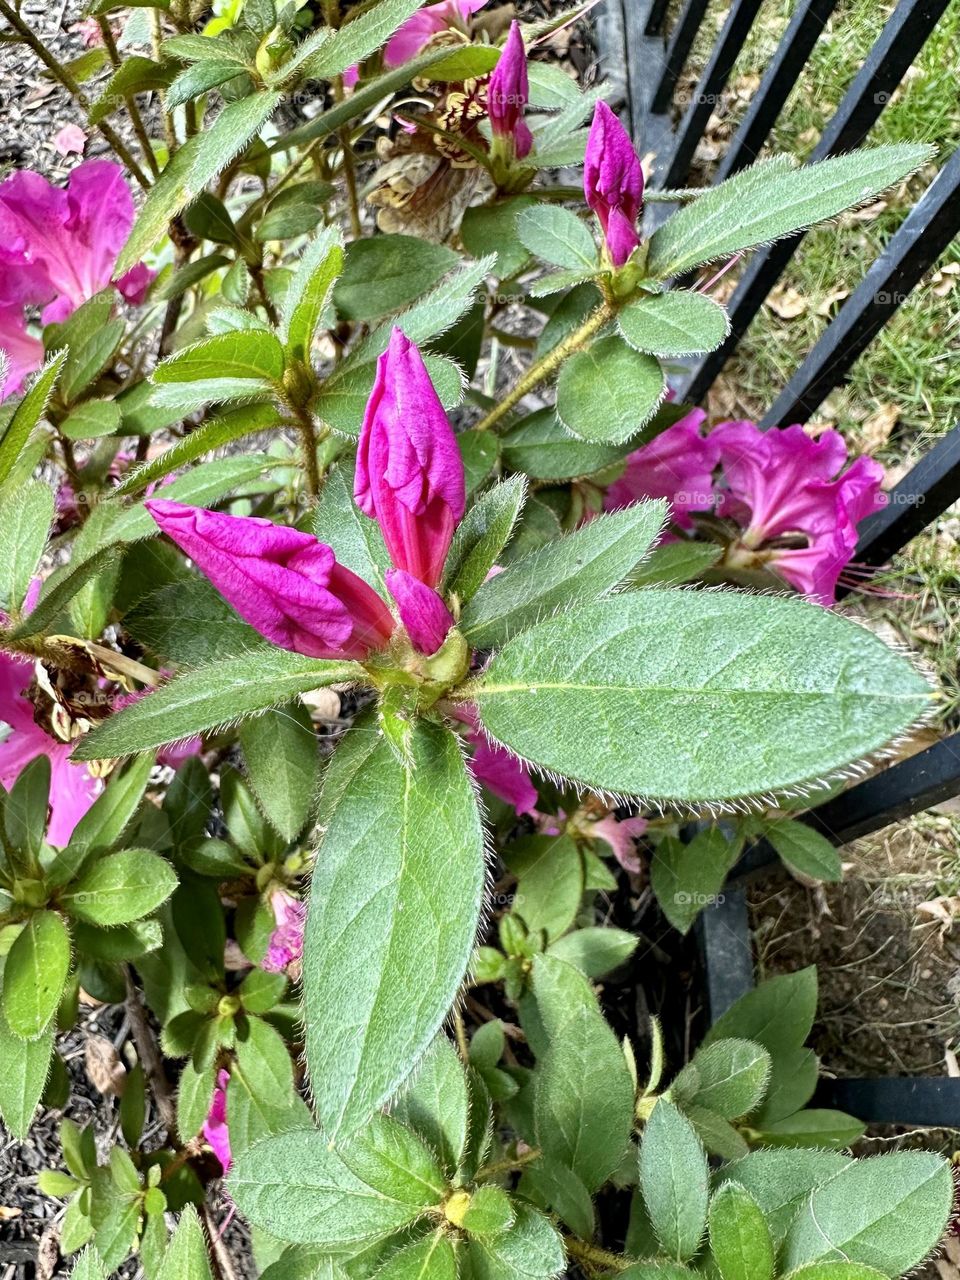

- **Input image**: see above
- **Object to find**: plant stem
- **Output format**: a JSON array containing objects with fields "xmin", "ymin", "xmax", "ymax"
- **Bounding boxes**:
[
  {"xmin": 98, "ymin": 17, "xmax": 160, "ymax": 179},
  {"xmin": 473, "ymin": 300, "xmax": 614, "ymax": 433},
  {"xmin": 151, "ymin": 9, "xmax": 179, "ymax": 153},
  {"xmin": 0, "ymin": 0, "xmax": 150, "ymax": 190},
  {"xmin": 477, "ymin": 1146, "xmax": 542, "ymax": 1179},
  {"xmin": 291, "ymin": 404, "xmax": 323, "ymax": 499},
  {"xmin": 563, "ymin": 1235, "xmax": 632, "ymax": 1275},
  {"xmin": 123, "ymin": 966, "xmax": 178, "ymax": 1137},
  {"xmin": 453, "ymin": 1008, "xmax": 470, "ymax": 1063},
  {"xmin": 250, "ymin": 263, "xmax": 280, "ymax": 327},
  {"xmin": 201, "ymin": 1203, "xmax": 240, "ymax": 1280}
]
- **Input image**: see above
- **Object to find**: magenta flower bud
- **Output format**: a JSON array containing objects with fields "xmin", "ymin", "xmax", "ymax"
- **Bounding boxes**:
[
  {"xmin": 386, "ymin": 568, "xmax": 455, "ymax": 656},
  {"xmin": 488, "ymin": 22, "xmax": 533, "ymax": 161},
  {"xmin": 145, "ymin": 500, "xmax": 395, "ymax": 661},
  {"xmin": 584, "ymin": 101, "xmax": 644, "ymax": 268},
  {"xmin": 356, "ymin": 328, "xmax": 466, "ymax": 589}
]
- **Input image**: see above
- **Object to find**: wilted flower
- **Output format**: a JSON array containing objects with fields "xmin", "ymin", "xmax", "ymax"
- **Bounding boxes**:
[
  {"xmin": 581, "ymin": 813, "xmax": 648, "ymax": 873},
  {"xmin": 145, "ymin": 501, "xmax": 396, "ymax": 661},
  {"xmin": 384, "ymin": 0, "xmax": 488, "ymax": 66},
  {"xmin": 488, "ymin": 21, "xmax": 532, "ymax": 161},
  {"xmin": 0, "ymin": 161, "xmax": 154, "ymax": 398},
  {"xmin": 356, "ymin": 327, "xmax": 465, "ymax": 590},
  {"xmin": 53, "ymin": 125, "xmax": 86, "ymax": 157},
  {"xmin": 263, "ymin": 889, "xmax": 306, "ymax": 974},
  {"xmin": 203, "ymin": 1069, "xmax": 232, "ymax": 1174},
  {"xmin": 584, "ymin": 101, "xmax": 644, "ymax": 268}
]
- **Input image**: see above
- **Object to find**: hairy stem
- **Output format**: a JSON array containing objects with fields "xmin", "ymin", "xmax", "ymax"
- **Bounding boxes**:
[
  {"xmin": 0, "ymin": 0, "xmax": 150, "ymax": 189},
  {"xmin": 98, "ymin": 17, "xmax": 161, "ymax": 179},
  {"xmin": 123, "ymin": 966, "xmax": 178, "ymax": 1138},
  {"xmin": 151, "ymin": 9, "xmax": 179, "ymax": 153},
  {"xmin": 477, "ymin": 1146, "xmax": 542, "ymax": 1179},
  {"xmin": 473, "ymin": 300, "xmax": 614, "ymax": 433},
  {"xmin": 291, "ymin": 404, "xmax": 323, "ymax": 499},
  {"xmin": 564, "ymin": 1235, "xmax": 632, "ymax": 1275}
]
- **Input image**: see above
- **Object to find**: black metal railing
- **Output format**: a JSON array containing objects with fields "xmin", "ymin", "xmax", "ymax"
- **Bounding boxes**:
[{"xmin": 601, "ymin": 0, "xmax": 960, "ymax": 1124}]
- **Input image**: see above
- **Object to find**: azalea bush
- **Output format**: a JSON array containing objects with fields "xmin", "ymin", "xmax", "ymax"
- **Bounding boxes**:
[{"xmin": 0, "ymin": 1, "xmax": 954, "ymax": 1277}]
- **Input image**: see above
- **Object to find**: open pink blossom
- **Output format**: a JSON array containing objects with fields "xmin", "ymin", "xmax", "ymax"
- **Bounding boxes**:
[
  {"xmin": 356, "ymin": 328, "xmax": 465, "ymax": 589},
  {"xmin": 605, "ymin": 408, "xmax": 718, "ymax": 529},
  {"xmin": 0, "ymin": 306, "xmax": 44, "ymax": 399},
  {"xmin": 456, "ymin": 706, "xmax": 538, "ymax": 815},
  {"xmin": 584, "ymin": 101, "xmax": 644, "ymax": 268},
  {"xmin": 384, "ymin": 0, "xmax": 488, "ymax": 66},
  {"xmin": 263, "ymin": 889, "xmax": 306, "ymax": 973},
  {"xmin": 584, "ymin": 813, "xmax": 648, "ymax": 873},
  {"xmin": 203, "ymin": 1069, "xmax": 232, "ymax": 1173},
  {"xmin": 488, "ymin": 21, "xmax": 532, "ymax": 161},
  {"xmin": 54, "ymin": 125, "xmax": 87, "ymax": 157},
  {"xmin": 0, "ymin": 637, "xmax": 101, "ymax": 848},
  {"xmin": 146, "ymin": 500, "xmax": 395, "ymax": 661}
]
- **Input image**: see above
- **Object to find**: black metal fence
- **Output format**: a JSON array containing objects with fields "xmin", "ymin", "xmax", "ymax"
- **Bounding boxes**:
[{"xmin": 599, "ymin": 0, "xmax": 960, "ymax": 1125}]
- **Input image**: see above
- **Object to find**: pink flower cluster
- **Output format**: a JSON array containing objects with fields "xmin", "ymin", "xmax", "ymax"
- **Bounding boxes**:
[
  {"xmin": 147, "ymin": 328, "xmax": 465, "ymax": 661},
  {"xmin": 384, "ymin": 0, "xmax": 488, "ymax": 66},
  {"xmin": 0, "ymin": 160, "xmax": 153, "ymax": 399},
  {"xmin": 606, "ymin": 410, "xmax": 885, "ymax": 603}
]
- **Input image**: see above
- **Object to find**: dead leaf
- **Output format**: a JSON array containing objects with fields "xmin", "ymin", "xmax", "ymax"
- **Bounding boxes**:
[
  {"xmin": 0, "ymin": 1205, "xmax": 22, "ymax": 1220},
  {"xmin": 37, "ymin": 1222, "xmax": 60, "ymax": 1280},
  {"xmin": 300, "ymin": 688, "xmax": 340, "ymax": 719},
  {"xmin": 85, "ymin": 1033, "xmax": 126, "ymax": 1096},
  {"xmin": 860, "ymin": 402, "xmax": 899, "ymax": 452},
  {"xmin": 815, "ymin": 287, "xmax": 849, "ymax": 317},
  {"xmin": 917, "ymin": 895, "xmax": 960, "ymax": 934},
  {"xmin": 767, "ymin": 286, "xmax": 807, "ymax": 319}
]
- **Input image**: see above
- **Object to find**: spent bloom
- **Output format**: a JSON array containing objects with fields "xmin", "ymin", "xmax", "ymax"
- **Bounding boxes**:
[
  {"xmin": 0, "ymin": 160, "xmax": 154, "ymax": 398},
  {"xmin": 584, "ymin": 101, "xmax": 644, "ymax": 268},
  {"xmin": 356, "ymin": 328, "xmax": 465, "ymax": 588},
  {"xmin": 145, "ymin": 501, "xmax": 395, "ymax": 661},
  {"xmin": 607, "ymin": 417, "xmax": 885, "ymax": 603},
  {"xmin": 54, "ymin": 125, "xmax": 87, "ymax": 157},
  {"xmin": 263, "ymin": 888, "xmax": 306, "ymax": 974},
  {"xmin": 203, "ymin": 1069, "xmax": 232, "ymax": 1174},
  {"xmin": 384, "ymin": 0, "xmax": 488, "ymax": 65},
  {"xmin": 488, "ymin": 21, "xmax": 532, "ymax": 161}
]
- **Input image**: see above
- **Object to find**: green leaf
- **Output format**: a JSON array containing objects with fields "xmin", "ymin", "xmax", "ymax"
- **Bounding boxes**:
[
  {"xmin": 60, "ymin": 319, "xmax": 125, "ymax": 404},
  {"xmin": 73, "ymin": 919, "xmax": 162, "ymax": 964},
  {"xmin": 7, "ymin": 546, "xmax": 122, "ymax": 642},
  {"xmin": 125, "ymin": 573, "xmax": 262, "ymax": 665},
  {"xmin": 236, "ymin": 1014, "xmax": 296, "ymax": 1102},
  {"xmin": 392, "ymin": 1034, "xmax": 469, "ymax": 1178},
  {"xmin": 115, "ymin": 90, "xmax": 283, "ymax": 276},
  {"xmin": 67, "ymin": 1249, "xmax": 108, "ymax": 1280},
  {"xmin": 673, "ymin": 1038, "xmax": 771, "ymax": 1120},
  {"xmin": 517, "ymin": 204, "xmax": 598, "ymax": 271},
  {"xmin": 299, "ymin": 0, "xmax": 429, "ymax": 78},
  {"xmin": 5, "ymin": 754, "xmax": 51, "ymax": 863},
  {"xmin": 473, "ymin": 592, "xmax": 931, "ymax": 804},
  {"xmin": 0, "ymin": 351, "xmax": 66, "ymax": 487},
  {"xmin": 520, "ymin": 1158, "xmax": 595, "ymax": 1240},
  {"xmin": 333, "ymin": 234, "xmax": 459, "ymax": 323},
  {"xmin": 0, "ymin": 1012, "xmax": 53, "ymax": 1136},
  {"xmin": 443, "ymin": 475, "xmax": 526, "ymax": 604},
  {"xmin": 785, "ymin": 1266, "xmax": 892, "ymax": 1280},
  {"xmin": 752, "ymin": 1109, "xmax": 865, "ymax": 1148},
  {"xmin": 703, "ymin": 967, "xmax": 817, "ymax": 1057},
  {"xmin": 782, "ymin": 1152, "xmax": 954, "ymax": 1277},
  {"xmin": 650, "ymin": 829, "xmax": 740, "ymax": 934},
  {"xmin": 4, "ymin": 913, "xmax": 71, "ymax": 1040},
  {"xmin": 459, "ymin": 429, "xmax": 500, "ymax": 494},
  {"xmin": 764, "ymin": 819, "xmax": 843, "ymax": 883},
  {"xmin": 533, "ymin": 957, "xmax": 635, "ymax": 1192},
  {"xmin": 62, "ymin": 849, "xmax": 178, "ymax": 926},
  {"xmin": 72, "ymin": 649, "xmax": 359, "ymax": 760},
  {"xmin": 68, "ymin": 753, "xmax": 156, "ymax": 859},
  {"xmin": 419, "ymin": 43, "xmax": 501, "ymax": 80},
  {"xmin": 505, "ymin": 835, "xmax": 583, "ymax": 943},
  {"xmin": 547, "ymin": 926, "xmax": 638, "ymax": 978},
  {"xmin": 618, "ymin": 291, "xmax": 730, "ymax": 357},
  {"xmin": 314, "ymin": 351, "xmax": 463, "ymax": 436},
  {"xmin": 640, "ymin": 1100, "xmax": 709, "ymax": 1261},
  {"xmin": 685, "ymin": 1106, "xmax": 749, "ymax": 1161},
  {"xmin": 376, "ymin": 1232, "xmax": 457, "ymax": 1278},
  {"xmin": 556, "ymin": 336, "xmax": 665, "ymax": 445},
  {"xmin": 626, "ymin": 542, "xmax": 722, "ymax": 588},
  {"xmin": 708, "ymin": 1183, "xmax": 774, "ymax": 1280},
  {"xmin": 461, "ymin": 197, "xmax": 535, "ymax": 278},
  {"xmin": 647, "ymin": 144, "xmax": 933, "ymax": 278},
  {"xmin": 154, "ymin": 330, "xmax": 285, "ymax": 387},
  {"xmin": 177, "ymin": 1058, "xmax": 217, "ymax": 1141},
  {"xmin": 459, "ymin": 501, "xmax": 666, "ymax": 649},
  {"xmin": 463, "ymin": 1203, "xmax": 565, "ymax": 1280},
  {"xmin": 282, "ymin": 227, "xmax": 345, "ymax": 364},
  {"xmin": 0, "ymin": 479, "xmax": 52, "ymax": 615},
  {"xmin": 167, "ymin": 59, "xmax": 246, "ymax": 110},
  {"xmin": 228, "ymin": 1126, "xmax": 433, "ymax": 1246},
  {"xmin": 501, "ymin": 409, "xmax": 630, "ymax": 482},
  {"xmin": 303, "ymin": 719, "xmax": 485, "ymax": 1139},
  {"xmin": 89, "ymin": 55, "xmax": 175, "ymax": 123},
  {"xmin": 240, "ymin": 702, "xmax": 320, "ymax": 842},
  {"xmin": 157, "ymin": 1205, "xmax": 215, "ymax": 1280},
  {"xmin": 462, "ymin": 1185, "xmax": 515, "ymax": 1237},
  {"xmin": 60, "ymin": 399, "xmax": 123, "ymax": 440},
  {"xmin": 715, "ymin": 1149, "xmax": 851, "ymax": 1245},
  {"xmin": 753, "ymin": 1047, "xmax": 818, "ymax": 1125}
]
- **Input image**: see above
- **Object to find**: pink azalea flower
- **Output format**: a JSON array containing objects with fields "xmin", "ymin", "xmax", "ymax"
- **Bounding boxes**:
[
  {"xmin": 0, "ymin": 161, "xmax": 155, "ymax": 397},
  {"xmin": 145, "ymin": 500, "xmax": 396, "ymax": 661},
  {"xmin": 488, "ymin": 21, "xmax": 532, "ymax": 161},
  {"xmin": 355, "ymin": 327, "xmax": 465, "ymax": 590},
  {"xmin": 711, "ymin": 421, "xmax": 885, "ymax": 603},
  {"xmin": 203, "ymin": 1069, "xmax": 232, "ymax": 1173},
  {"xmin": 386, "ymin": 568, "xmax": 455, "ymax": 655},
  {"xmin": 384, "ymin": 0, "xmax": 488, "ymax": 66},
  {"xmin": 584, "ymin": 101, "xmax": 644, "ymax": 268},
  {"xmin": 456, "ymin": 706, "xmax": 539, "ymax": 815},
  {"xmin": 0, "ymin": 305, "xmax": 44, "ymax": 400},
  {"xmin": 74, "ymin": 17, "xmax": 104, "ymax": 47},
  {"xmin": 54, "ymin": 125, "xmax": 87, "ymax": 157},
  {"xmin": 262, "ymin": 889, "xmax": 306, "ymax": 974},
  {"xmin": 605, "ymin": 408, "xmax": 718, "ymax": 529},
  {"xmin": 343, "ymin": 64, "xmax": 360, "ymax": 88},
  {"xmin": 584, "ymin": 813, "xmax": 648, "ymax": 873},
  {"xmin": 0, "ymin": 641, "xmax": 101, "ymax": 848}
]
